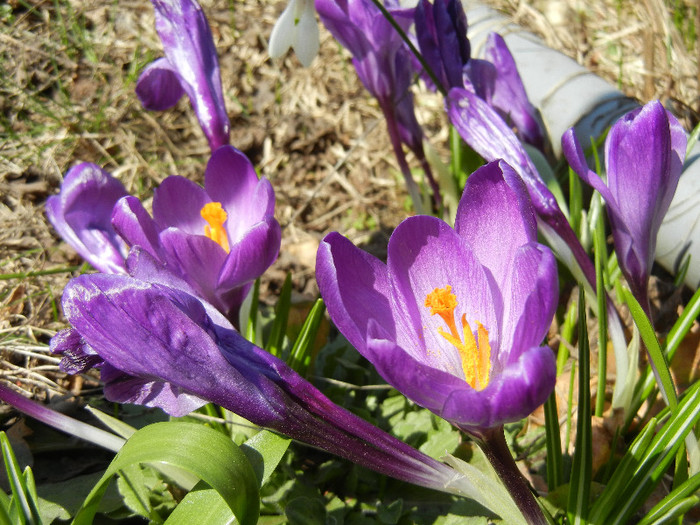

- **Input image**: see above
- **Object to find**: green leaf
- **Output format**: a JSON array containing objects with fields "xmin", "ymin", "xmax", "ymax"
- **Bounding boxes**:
[
  {"xmin": 0, "ymin": 432, "xmax": 42, "ymax": 525},
  {"xmin": 266, "ymin": 272, "xmax": 293, "ymax": 357},
  {"xmin": 622, "ymin": 288, "xmax": 678, "ymax": 409},
  {"xmin": 638, "ymin": 472, "xmax": 700, "ymax": 525},
  {"xmin": 164, "ymin": 481, "xmax": 236, "ymax": 525},
  {"xmin": 71, "ymin": 422, "xmax": 259, "ymax": 525},
  {"xmin": 287, "ymin": 298, "xmax": 325, "ymax": 376},
  {"xmin": 240, "ymin": 430, "xmax": 291, "ymax": 487},
  {"xmin": 567, "ymin": 291, "xmax": 592, "ymax": 525},
  {"xmin": 285, "ymin": 497, "xmax": 326, "ymax": 525},
  {"xmin": 592, "ymin": 380, "xmax": 700, "ymax": 524},
  {"xmin": 246, "ymin": 278, "xmax": 261, "ymax": 344},
  {"xmin": 544, "ymin": 391, "xmax": 563, "ymax": 491},
  {"xmin": 592, "ymin": 194, "xmax": 608, "ymax": 417}
]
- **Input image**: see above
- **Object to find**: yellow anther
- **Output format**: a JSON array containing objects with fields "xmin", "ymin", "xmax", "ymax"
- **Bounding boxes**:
[
  {"xmin": 200, "ymin": 202, "xmax": 230, "ymax": 253},
  {"xmin": 425, "ymin": 286, "xmax": 491, "ymax": 390}
]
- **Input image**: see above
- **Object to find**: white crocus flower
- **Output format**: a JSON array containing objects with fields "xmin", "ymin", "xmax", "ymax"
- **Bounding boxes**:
[{"xmin": 269, "ymin": 0, "xmax": 320, "ymax": 67}]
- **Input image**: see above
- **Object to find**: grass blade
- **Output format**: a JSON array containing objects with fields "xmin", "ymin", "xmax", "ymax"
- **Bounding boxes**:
[
  {"xmin": 0, "ymin": 432, "xmax": 41, "ymax": 525},
  {"xmin": 287, "ymin": 298, "xmax": 325, "ymax": 376},
  {"xmin": 567, "ymin": 291, "xmax": 592, "ymax": 525},
  {"xmin": 266, "ymin": 272, "xmax": 293, "ymax": 357},
  {"xmin": 544, "ymin": 391, "xmax": 563, "ymax": 491}
]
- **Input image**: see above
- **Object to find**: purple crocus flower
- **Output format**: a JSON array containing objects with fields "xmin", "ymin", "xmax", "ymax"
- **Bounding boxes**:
[
  {"xmin": 111, "ymin": 145, "xmax": 281, "ymax": 322},
  {"xmin": 414, "ymin": 0, "xmax": 470, "ymax": 91},
  {"xmin": 136, "ymin": 0, "xmax": 230, "ymax": 151},
  {"xmin": 316, "ymin": 0, "xmax": 439, "ymax": 210},
  {"xmin": 562, "ymin": 100, "xmax": 686, "ymax": 311},
  {"xmin": 49, "ymin": 248, "xmax": 474, "ymax": 496},
  {"xmin": 316, "ymin": 160, "xmax": 558, "ymax": 434},
  {"xmin": 46, "ymin": 163, "xmax": 129, "ymax": 274},
  {"xmin": 480, "ymin": 32, "xmax": 545, "ymax": 152}
]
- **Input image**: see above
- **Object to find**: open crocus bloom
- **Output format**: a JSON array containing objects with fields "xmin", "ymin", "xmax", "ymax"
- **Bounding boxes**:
[
  {"xmin": 317, "ymin": 160, "xmax": 558, "ymax": 434},
  {"xmin": 46, "ymin": 163, "xmax": 129, "ymax": 275},
  {"xmin": 50, "ymin": 248, "xmax": 474, "ymax": 496},
  {"xmin": 562, "ymin": 100, "xmax": 686, "ymax": 310},
  {"xmin": 111, "ymin": 145, "xmax": 280, "ymax": 321},
  {"xmin": 136, "ymin": 0, "xmax": 230, "ymax": 151},
  {"xmin": 269, "ymin": 0, "xmax": 320, "ymax": 68}
]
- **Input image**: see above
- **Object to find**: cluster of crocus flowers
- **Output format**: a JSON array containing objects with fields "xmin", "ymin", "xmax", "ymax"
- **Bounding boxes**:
[
  {"xmin": 47, "ymin": 146, "xmax": 280, "ymax": 324},
  {"xmin": 269, "ymin": 0, "xmax": 320, "ymax": 67},
  {"xmin": 135, "ymin": 0, "xmax": 230, "ymax": 151},
  {"xmin": 317, "ymin": 160, "xmax": 558, "ymax": 435},
  {"xmin": 112, "ymin": 146, "xmax": 280, "ymax": 321},
  {"xmin": 562, "ymin": 100, "xmax": 687, "ymax": 313},
  {"xmin": 49, "ymin": 247, "xmax": 477, "ymax": 497}
]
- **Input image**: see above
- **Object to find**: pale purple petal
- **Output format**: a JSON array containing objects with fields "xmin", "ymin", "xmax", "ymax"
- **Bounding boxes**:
[
  {"xmin": 316, "ymin": 232, "xmax": 394, "ymax": 356},
  {"xmin": 152, "ymin": 175, "xmax": 210, "ymax": 234},
  {"xmin": 455, "ymin": 160, "xmax": 537, "ymax": 289},
  {"xmin": 135, "ymin": 57, "xmax": 185, "ymax": 111},
  {"xmin": 387, "ymin": 215, "xmax": 498, "ymax": 374},
  {"xmin": 46, "ymin": 163, "xmax": 129, "ymax": 274},
  {"xmin": 151, "ymin": 0, "xmax": 230, "ymax": 150},
  {"xmin": 217, "ymin": 218, "xmax": 281, "ymax": 291},
  {"xmin": 111, "ymin": 196, "xmax": 165, "ymax": 260}
]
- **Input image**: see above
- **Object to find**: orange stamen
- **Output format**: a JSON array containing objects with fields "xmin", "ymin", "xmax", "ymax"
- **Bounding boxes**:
[
  {"xmin": 425, "ymin": 286, "xmax": 491, "ymax": 390},
  {"xmin": 200, "ymin": 202, "xmax": 230, "ymax": 253}
]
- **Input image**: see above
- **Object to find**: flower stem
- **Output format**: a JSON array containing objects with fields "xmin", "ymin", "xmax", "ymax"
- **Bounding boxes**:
[{"xmin": 476, "ymin": 427, "xmax": 549, "ymax": 525}]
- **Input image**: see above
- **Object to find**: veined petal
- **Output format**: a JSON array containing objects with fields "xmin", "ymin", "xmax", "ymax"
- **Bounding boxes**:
[
  {"xmin": 443, "ymin": 345, "xmax": 556, "ymax": 430},
  {"xmin": 316, "ymin": 232, "xmax": 394, "ymax": 356},
  {"xmin": 111, "ymin": 196, "xmax": 165, "ymax": 261},
  {"xmin": 217, "ymin": 218, "xmax": 281, "ymax": 291},
  {"xmin": 135, "ymin": 57, "xmax": 185, "ymax": 111},
  {"xmin": 158, "ymin": 228, "xmax": 228, "ymax": 310},
  {"xmin": 387, "ymin": 215, "xmax": 498, "ymax": 373},
  {"xmin": 483, "ymin": 32, "xmax": 544, "ymax": 150},
  {"xmin": 455, "ymin": 160, "xmax": 537, "ymax": 290},
  {"xmin": 561, "ymin": 127, "xmax": 615, "ymax": 205},
  {"xmin": 46, "ymin": 163, "xmax": 129, "ymax": 274},
  {"xmin": 152, "ymin": 175, "xmax": 210, "ymax": 234},
  {"xmin": 499, "ymin": 243, "xmax": 558, "ymax": 366}
]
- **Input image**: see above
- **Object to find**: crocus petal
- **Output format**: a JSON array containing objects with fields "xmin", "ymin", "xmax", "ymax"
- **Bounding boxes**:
[
  {"xmin": 561, "ymin": 127, "xmax": 616, "ymax": 205},
  {"xmin": 483, "ymin": 32, "xmax": 544, "ymax": 150},
  {"xmin": 51, "ymin": 328, "xmax": 103, "ymax": 374},
  {"xmin": 387, "ymin": 215, "xmax": 498, "ymax": 372},
  {"xmin": 101, "ymin": 365, "xmax": 206, "ymax": 417},
  {"xmin": 316, "ymin": 232, "xmax": 395, "ymax": 356},
  {"xmin": 135, "ymin": 57, "xmax": 185, "ymax": 111},
  {"xmin": 158, "ymin": 227, "xmax": 228, "ymax": 309},
  {"xmin": 45, "ymin": 163, "xmax": 129, "ymax": 274},
  {"xmin": 111, "ymin": 196, "xmax": 165, "ymax": 260},
  {"xmin": 443, "ymin": 345, "xmax": 556, "ymax": 430},
  {"xmin": 498, "ymin": 243, "xmax": 558, "ymax": 366},
  {"xmin": 151, "ymin": 0, "xmax": 230, "ymax": 150},
  {"xmin": 203, "ymin": 145, "xmax": 275, "ymax": 241},
  {"xmin": 152, "ymin": 176, "xmax": 210, "ymax": 234},
  {"xmin": 59, "ymin": 274, "xmax": 240, "ymax": 414},
  {"xmin": 455, "ymin": 160, "xmax": 537, "ymax": 289},
  {"xmin": 217, "ymin": 218, "xmax": 281, "ymax": 291}
]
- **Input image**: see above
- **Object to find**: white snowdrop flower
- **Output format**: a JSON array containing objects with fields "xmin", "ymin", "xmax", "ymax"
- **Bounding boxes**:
[{"xmin": 269, "ymin": 0, "xmax": 320, "ymax": 67}]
